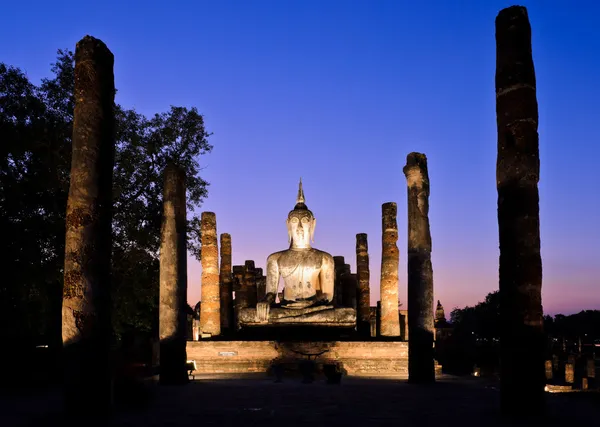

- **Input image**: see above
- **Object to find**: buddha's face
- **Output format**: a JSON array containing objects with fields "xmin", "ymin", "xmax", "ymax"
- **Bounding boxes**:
[{"xmin": 286, "ymin": 210, "xmax": 315, "ymax": 248}]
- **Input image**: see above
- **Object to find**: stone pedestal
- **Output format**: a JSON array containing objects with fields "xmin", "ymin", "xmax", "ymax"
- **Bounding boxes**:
[
  {"xmin": 496, "ymin": 6, "xmax": 544, "ymax": 415},
  {"xmin": 219, "ymin": 233, "xmax": 233, "ymax": 332},
  {"xmin": 380, "ymin": 202, "xmax": 400, "ymax": 337},
  {"xmin": 62, "ymin": 35, "xmax": 115, "ymax": 414},
  {"xmin": 200, "ymin": 212, "xmax": 220, "ymax": 336}
]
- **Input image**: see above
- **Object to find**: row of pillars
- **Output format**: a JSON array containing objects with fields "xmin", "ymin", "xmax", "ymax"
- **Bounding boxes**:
[{"xmin": 60, "ymin": 4, "xmax": 544, "ymax": 417}]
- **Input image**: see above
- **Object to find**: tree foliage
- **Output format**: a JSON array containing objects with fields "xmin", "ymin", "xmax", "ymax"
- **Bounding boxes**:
[{"xmin": 1, "ymin": 49, "xmax": 212, "ymax": 345}]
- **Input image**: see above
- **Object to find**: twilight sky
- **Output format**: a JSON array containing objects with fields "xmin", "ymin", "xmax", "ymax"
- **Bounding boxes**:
[{"xmin": 2, "ymin": 0, "xmax": 599, "ymax": 315}]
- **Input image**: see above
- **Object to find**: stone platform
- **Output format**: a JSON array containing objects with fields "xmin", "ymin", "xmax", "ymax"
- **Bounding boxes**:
[
  {"xmin": 237, "ymin": 306, "xmax": 356, "ymax": 327},
  {"xmin": 186, "ymin": 341, "xmax": 409, "ymax": 376}
]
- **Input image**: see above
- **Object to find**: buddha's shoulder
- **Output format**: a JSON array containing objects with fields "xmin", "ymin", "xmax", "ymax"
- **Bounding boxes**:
[{"xmin": 310, "ymin": 248, "xmax": 334, "ymax": 261}]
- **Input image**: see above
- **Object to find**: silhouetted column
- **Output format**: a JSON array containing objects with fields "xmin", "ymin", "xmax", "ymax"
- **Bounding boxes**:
[
  {"xmin": 219, "ymin": 233, "xmax": 232, "ymax": 333},
  {"xmin": 356, "ymin": 233, "xmax": 371, "ymax": 332},
  {"xmin": 380, "ymin": 202, "xmax": 400, "ymax": 337},
  {"xmin": 255, "ymin": 268, "xmax": 266, "ymax": 301},
  {"xmin": 403, "ymin": 153, "xmax": 434, "ymax": 383},
  {"xmin": 496, "ymin": 5, "xmax": 544, "ymax": 416},
  {"xmin": 200, "ymin": 212, "xmax": 220, "ymax": 336},
  {"xmin": 244, "ymin": 260, "xmax": 257, "ymax": 307},
  {"xmin": 333, "ymin": 256, "xmax": 345, "ymax": 307},
  {"xmin": 62, "ymin": 35, "xmax": 115, "ymax": 415},
  {"xmin": 159, "ymin": 163, "xmax": 188, "ymax": 384},
  {"xmin": 342, "ymin": 264, "xmax": 357, "ymax": 309}
]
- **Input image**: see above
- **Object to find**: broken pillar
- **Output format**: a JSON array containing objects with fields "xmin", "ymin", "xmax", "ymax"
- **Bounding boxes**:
[
  {"xmin": 356, "ymin": 233, "xmax": 371, "ymax": 333},
  {"xmin": 219, "ymin": 233, "xmax": 233, "ymax": 333},
  {"xmin": 199, "ymin": 212, "xmax": 220, "ymax": 336},
  {"xmin": 62, "ymin": 35, "xmax": 116, "ymax": 415},
  {"xmin": 544, "ymin": 360, "xmax": 552, "ymax": 381},
  {"xmin": 342, "ymin": 264, "xmax": 357, "ymax": 309},
  {"xmin": 403, "ymin": 153, "xmax": 435, "ymax": 383},
  {"xmin": 565, "ymin": 363, "xmax": 574, "ymax": 384},
  {"xmin": 244, "ymin": 260, "xmax": 257, "ymax": 307},
  {"xmin": 496, "ymin": 5, "xmax": 545, "ymax": 416},
  {"xmin": 255, "ymin": 267, "xmax": 266, "ymax": 301},
  {"xmin": 333, "ymin": 256, "xmax": 345, "ymax": 307},
  {"xmin": 380, "ymin": 202, "xmax": 400, "ymax": 337}
]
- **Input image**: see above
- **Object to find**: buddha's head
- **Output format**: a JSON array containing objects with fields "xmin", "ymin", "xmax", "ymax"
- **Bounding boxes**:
[{"xmin": 286, "ymin": 179, "xmax": 316, "ymax": 248}]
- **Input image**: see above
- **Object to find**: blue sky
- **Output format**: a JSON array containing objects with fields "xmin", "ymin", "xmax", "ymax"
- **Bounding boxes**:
[{"xmin": 2, "ymin": 0, "xmax": 599, "ymax": 315}]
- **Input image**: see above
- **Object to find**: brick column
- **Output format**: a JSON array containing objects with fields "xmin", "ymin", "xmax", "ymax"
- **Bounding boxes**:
[
  {"xmin": 356, "ymin": 233, "xmax": 371, "ymax": 333},
  {"xmin": 380, "ymin": 202, "xmax": 400, "ymax": 336},
  {"xmin": 219, "ymin": 233, "xmax": 232, "ymax": 332},
  {"xmin": 199, "ymin": 212, "xmax": 220, "ymax": 336}
]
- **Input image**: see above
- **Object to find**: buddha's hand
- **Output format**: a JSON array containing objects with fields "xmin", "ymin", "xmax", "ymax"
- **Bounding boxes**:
[{"xmin": 256, "ymin": 302, "xmax": 271, "ymax": 322}]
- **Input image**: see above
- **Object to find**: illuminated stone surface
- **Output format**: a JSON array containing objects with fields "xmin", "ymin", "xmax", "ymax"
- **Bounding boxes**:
[
  {"xmin": 379, "ymin": 202, "xmax": 400, "ymax": 337},
  {"xmin": 200, "ymin": 212, "xmax": 220, "ymax": 336}
]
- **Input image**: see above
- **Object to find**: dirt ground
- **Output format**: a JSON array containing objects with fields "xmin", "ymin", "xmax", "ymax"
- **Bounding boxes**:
[{"xmin": 3, "ymin": 375, "xmax": 599, "ymax": 427}]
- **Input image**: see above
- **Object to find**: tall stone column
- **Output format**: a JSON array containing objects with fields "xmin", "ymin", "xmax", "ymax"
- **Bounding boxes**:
[
  {"xmin": 356, "ymin": 233, "xmax": 370, "ymax": 332},
  {"xmin": 199, "ymin": 212, "xmax": 220, "ymax": 336},
  {"xmin": 244, "ymin": 260, "xmax": 257, "ymax": 307},
  {"xmin": 219, "ymin": 233, "xmax": 232, "ymax": 333},
  {"xmin": 159, "ymin": 163, "xmax": 188, "ymax": 384},
  {"xmin": 403, "ymin": 152, "xmax": 435, "ymax": 383},
  {"xmin": 380, "ymin": 202, "xmax": 400, "ymax": 337},
  {"xmin": 62, "ymin": 36, "xmax": 115, "ymax": 415},
  {"xmin": 496, "ymin": 6, "xmax": 544, "ymax": 416}
]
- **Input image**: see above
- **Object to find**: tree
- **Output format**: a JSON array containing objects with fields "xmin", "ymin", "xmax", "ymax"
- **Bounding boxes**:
[{"xmin": 0, "ymin": 49, "xmax": 212, "ymax": 351}]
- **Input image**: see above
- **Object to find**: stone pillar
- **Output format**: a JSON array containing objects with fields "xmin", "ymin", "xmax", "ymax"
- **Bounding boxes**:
[
  {"xmin": 62, "ymin": 35, "xmax": 115, "ymax": 415},
  {"xmin": 333, "ymin": 256, "xmax": 345, "ymax": 307},
  {"xmin": 199, "ymin": 212, "xmax": 220, "ymax": 336},
  {"xmin": 544, "ymin": 360, "xmax": 553, "ymax": 381},
  {"xmin": 565, "ymin": 363, "xmax": 574, "ymax": 384},
  {"xmin": 255, "ymin": 268, "xmax": 266, "ymax": 301},
  {"xmin": 233, "ymin": 265, "xmax": 246, "ymax": 308},
  {"xmin": 586, "ymin": 359, "xmax": 595, "ymax": 379},
  {"xmin": 496, "ymin": 6, "xmax": 545, "ymax": 415},
  {"xmin": 380, "ymin": 202, "xmax": 400, "ymax": 337},
  {"xmin": 219, "ymin": 233, "xmax": 232, "ymax": 333},
  {"xmin": 369, "ymin": 307, "xmax": 377, "ymax": 337},
  {"xmin": 244, "ymin": 260, "xmax": 257, "ymax": 308},
  {"xmin": 341, "ymin": 265, "xmax": 356, "ymax": 309},
  {"xmin": 159, "ymin": 163, "xmax": 188, "ymax": 384},
  {"xmin": 356, "ymin": 233, "xmax": 371, "ymax": 332},
  {"xmin": 403, "ymin": 153, "xmax": 434, "ymax": 382}
]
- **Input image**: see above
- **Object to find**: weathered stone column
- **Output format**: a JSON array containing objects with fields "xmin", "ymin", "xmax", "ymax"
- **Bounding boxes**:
[
  {"xmin": 62, "ymin": 35, "xmax": 115, "ymax": 415},
  {"xmin": 403, "ymin": 153, "xmax": 434, "ymax": 383},
  {"xmin": 244, "ymin": 260, "xmax": 257, "ymax": 307},
  {"xmin": 255, "ymin": 268, "xmax": 266, "ymax": 301},
  {"xmin": 342, "ymin": 264, "xmax": 357, "ymax": 309},
  {"xmin": 199, "ymin": 212, "xmax": 220, "ymax": 336},
  {"xmin": 356, "ymin": 233, "xmax": 371, "ymax": 333},
  {"xmin": 333, "ymin": 256, "xmax": 345, "ymax": 307},
  {"xmin": 380, "ymin": 202, "xmax": 400, "ymax": 337},
  {"xmin": 496, "ymin": 6, "xmax": 544, "ymax": 416},
  {"xmin": 159, "ymin": 163, "xmax": 188, "ymax": 384},
  {"xmin": 219, "ymin": 233, "xmax": 232, "ymax": 333}
]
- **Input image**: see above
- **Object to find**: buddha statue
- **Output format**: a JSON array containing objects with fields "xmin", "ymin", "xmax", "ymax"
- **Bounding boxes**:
[
  {"xmin": 237, "ymin": 180, "xmax": 355, "ymax": 328},
  {"xmin": 256, "ymin": 180, "xmax": 335, "ymax": 321}
]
